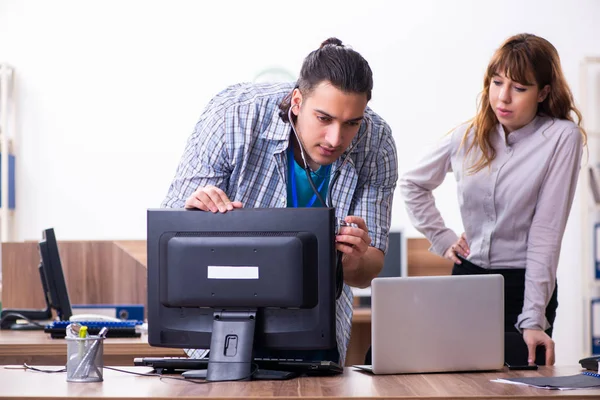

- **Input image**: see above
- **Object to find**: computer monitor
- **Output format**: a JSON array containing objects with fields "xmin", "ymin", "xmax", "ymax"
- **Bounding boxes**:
[
  {"xmin": 0, "ymin": 228, "xmax": 72, "ymax": 329},
  {"xmin": 39, "ymin": 228, "xmax": 73, "ymax": 321},
  {"xmin": 147, "ymin": 208, "xmax": 338, "ymax": 382}
]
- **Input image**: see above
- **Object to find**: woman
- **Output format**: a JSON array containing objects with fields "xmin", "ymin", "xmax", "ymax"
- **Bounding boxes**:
[{"xmin": 400, "ymin": 33, "xmax": 586, "ymax": 366}]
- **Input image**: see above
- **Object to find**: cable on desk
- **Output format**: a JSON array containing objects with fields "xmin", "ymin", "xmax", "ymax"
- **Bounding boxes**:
[
  {"xmin": 104, "ymin": 362, "xmax": 259, "ymax": 385},
  {"xmin": 3, "ymin": 363, "xmax": 258, "ymax": 384},
  {"xmin": 104, "ymin": 366, "xmax": 207, "ymax": 385},
  {"xmin": 2, "ymin": 364, "xmax": 66, "ymax": 373},
  {"xmin": 0, "ymin": 312, "xmax": 46, "ymax": 328}
]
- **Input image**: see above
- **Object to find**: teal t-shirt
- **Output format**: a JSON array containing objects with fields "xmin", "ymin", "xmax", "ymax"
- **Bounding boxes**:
[{"xmin": 287, "ymin": 147, "xmax": 330, "ymax": 208}]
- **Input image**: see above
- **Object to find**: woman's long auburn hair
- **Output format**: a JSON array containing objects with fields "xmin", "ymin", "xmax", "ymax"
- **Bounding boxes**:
[{"xmin": 462, "ymin": 33, "xmax": 587, "ymax": 174}]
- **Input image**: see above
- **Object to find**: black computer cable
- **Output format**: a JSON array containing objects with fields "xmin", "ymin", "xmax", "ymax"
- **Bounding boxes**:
[{"xmin": 0, "ymin": 312, "xmax": 46, "ymax": 329}]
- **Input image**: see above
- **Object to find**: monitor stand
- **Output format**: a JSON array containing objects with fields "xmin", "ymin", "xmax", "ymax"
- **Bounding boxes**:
[
  {"xmin": 206, "ymin": 309, "xmax": 256, "ymax": 382},
  {"xmin": 183, "ymin": 310, "xmax": 298, "ymax": 381}
]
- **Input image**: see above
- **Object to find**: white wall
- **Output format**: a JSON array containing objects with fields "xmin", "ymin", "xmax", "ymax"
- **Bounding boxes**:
[{"xmin": 1, "ymin": 0, "xmax": 599, "ymax": 365}]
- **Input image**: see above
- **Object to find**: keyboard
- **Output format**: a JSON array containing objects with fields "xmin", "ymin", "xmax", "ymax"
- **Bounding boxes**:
[
  {"xmin": 134, "ymin": 356, "xmax": 343, "ymax": 376},
  {"xmin": 44, "ymin": 320, "xmax": 144, "ymax": 338}
]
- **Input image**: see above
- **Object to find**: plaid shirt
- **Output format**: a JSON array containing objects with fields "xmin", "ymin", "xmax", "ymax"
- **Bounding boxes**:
[{"xmin": 162, "ymin": 82, "xmax": 398, "ymax": 365}]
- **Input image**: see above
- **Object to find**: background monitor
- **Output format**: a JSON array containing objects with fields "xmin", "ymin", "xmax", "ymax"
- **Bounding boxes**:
[
  {"xmin": 354, "ymin": 230, "xmax": 406, "ymax": 306},
  {"xmin": 0, "ymin": 228, "xmax": 72, "ymax": 329},
  {"xmin": 379, "ymin": 230, "xmax": 406, "ymax": 278},
  {"xmin": 147, "ymin": 208, "xmax": 338, "ymax": 381},
  {"xmin": 39, "ymin": 228, "xmax": 73, "ymax": 321}
]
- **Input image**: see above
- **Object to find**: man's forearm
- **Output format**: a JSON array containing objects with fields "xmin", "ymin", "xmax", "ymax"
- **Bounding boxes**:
[{"xmin": 343, "ymin": 247, "xmax": 384, "ymax": 288}]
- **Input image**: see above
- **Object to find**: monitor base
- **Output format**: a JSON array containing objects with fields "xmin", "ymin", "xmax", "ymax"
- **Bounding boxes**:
[{"xmin": 183, "ymin": 368, "xmax": 297, "ymax": 381}]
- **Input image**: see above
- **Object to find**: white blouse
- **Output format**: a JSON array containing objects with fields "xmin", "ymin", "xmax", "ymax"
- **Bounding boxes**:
[{"xmin": 400, "ymin": 116, "xmax": 583, "ymax": 331}]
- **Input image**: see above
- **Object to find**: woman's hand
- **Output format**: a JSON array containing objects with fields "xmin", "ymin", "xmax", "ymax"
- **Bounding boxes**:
[
  {"xmin": 523, "ymin": 329, "xmax": 555, "ymax": 366},
  {"xmin": 444, "ymin": 232, "xmax": 470, "ymax": 264}
]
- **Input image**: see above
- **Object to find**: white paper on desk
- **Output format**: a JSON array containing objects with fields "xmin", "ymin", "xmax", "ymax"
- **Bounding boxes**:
[{"xmin": 491, "ymin": 378, "xmax": 574, "ymax": 390}]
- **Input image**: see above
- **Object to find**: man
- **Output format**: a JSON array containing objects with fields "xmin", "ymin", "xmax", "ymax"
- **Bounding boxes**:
[{"xmin": 162, "ymin": 38, "xmax": 398, "ymax": 365}]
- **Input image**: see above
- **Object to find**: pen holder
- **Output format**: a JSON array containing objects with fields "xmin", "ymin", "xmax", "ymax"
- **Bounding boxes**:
[{"xmin": 65, "ymin": 335, "xmax": 105, "ymax": 382}]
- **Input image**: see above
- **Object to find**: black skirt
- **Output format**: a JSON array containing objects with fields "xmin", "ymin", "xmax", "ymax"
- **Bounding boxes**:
[{"xmin": 452, "ymin": 257, "xmax": 558, "ymax": 365}]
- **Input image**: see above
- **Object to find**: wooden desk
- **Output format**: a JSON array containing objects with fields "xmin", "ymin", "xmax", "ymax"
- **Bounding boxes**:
[
  {"xmin": 0, "ymin": 330, "xmax": 185, "ymax": 366},
  {"xmin": 0, "ymin": 365, "xmax": 597, "ymax": 399}
]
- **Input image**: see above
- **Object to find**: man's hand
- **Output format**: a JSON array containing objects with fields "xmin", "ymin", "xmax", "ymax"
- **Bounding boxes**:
[
  {"xmin": 184, "ymin": 185, "xmax": 243, "ymax": 213},
  {"xmin": 444, "ymin": 232, "xmax": 470, "ymax": 264},
  {"xmin": 335, "ymin": 216, "xmax": 371, "ymax": 275},
  {"xmin": 523, "ymin": 328, "xmax": 555, "ymax": 366}
]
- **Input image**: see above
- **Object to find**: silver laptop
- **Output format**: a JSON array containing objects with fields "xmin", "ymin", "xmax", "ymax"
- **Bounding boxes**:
[{"xmin": 354, "ymin": 275, "xmax": 504, "ymax": 374}]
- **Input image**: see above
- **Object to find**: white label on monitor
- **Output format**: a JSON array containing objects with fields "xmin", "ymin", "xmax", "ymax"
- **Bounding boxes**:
[{"xmin": 207, "ymin": 266, "xmax": 259, "ymax": 279}]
